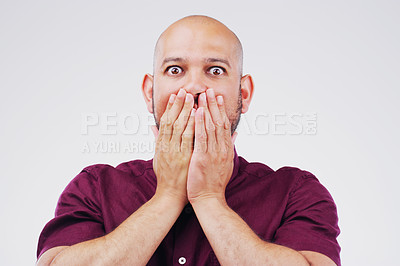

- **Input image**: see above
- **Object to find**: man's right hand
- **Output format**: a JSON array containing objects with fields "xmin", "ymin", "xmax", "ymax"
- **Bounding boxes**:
[
  {"xmin": 152, "ymin": 88, "xmax": 195, "ymax": 205},
  {"xmin": 38, "ymin": 96, "xmax": 195, "ymax": 265}
]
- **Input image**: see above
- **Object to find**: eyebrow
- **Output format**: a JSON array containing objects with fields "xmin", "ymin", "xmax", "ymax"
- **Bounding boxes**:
[
  {"xmin": 205, "ymin": 58, "xmax": 231, "ymax": 68},
  {"xmin": 161, "ymin": 57, "xmax": 231, "ymax": 68},
  {"xmin": 162, "ymin": 57, "xmax": 185, "ymax": 66}
]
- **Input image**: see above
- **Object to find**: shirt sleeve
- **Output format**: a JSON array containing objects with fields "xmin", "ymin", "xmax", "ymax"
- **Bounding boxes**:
[
  {"xmin": 273, "ymin": 172, "xmax": 341, "ymax": 266},
  {"xmin": 37, "ymin": 170, "xmax": 105, "ymax": 259}
]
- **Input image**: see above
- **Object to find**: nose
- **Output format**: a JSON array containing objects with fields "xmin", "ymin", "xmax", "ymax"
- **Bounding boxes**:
[{"xmin": 183, "ymin": 70, "xmax": 207, "ymax": 97}]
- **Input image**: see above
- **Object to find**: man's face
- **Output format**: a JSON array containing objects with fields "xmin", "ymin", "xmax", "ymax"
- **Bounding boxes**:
[{"xmin": 151, "ymin": 22, "xmax": 243, "ymax": 134}]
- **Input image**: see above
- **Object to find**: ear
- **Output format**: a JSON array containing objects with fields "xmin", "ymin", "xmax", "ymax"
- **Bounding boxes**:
[
  {"xmin": 141, "ymin": 73, "xmax": 154, "ymax": 113},
  {"xmin": 240, "ymin": 74, "xmax": 254, "ymax": 114}
]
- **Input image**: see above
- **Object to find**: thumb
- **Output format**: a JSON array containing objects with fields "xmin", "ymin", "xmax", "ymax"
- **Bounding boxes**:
[
  {"xmin": 231, "ymin": 131, "xmax": 238, "ymax": 145},
  {"xmin": 151, "ymin": 125, "xmax": 159, "ymax": 139}
]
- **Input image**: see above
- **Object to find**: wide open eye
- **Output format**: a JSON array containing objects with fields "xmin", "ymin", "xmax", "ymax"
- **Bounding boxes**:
[
  {"xmin": 166, "ymin": 66, "xmax": 183, "ymax": 75},
  {"xmin": 209, "ymin": 66, "xmax": 225, "ymax": 76}
]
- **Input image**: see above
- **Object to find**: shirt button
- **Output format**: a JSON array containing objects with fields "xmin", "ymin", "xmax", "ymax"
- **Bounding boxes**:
[
  {"xmin": 184, "ymin": 206, "xmax": 193, "ymax": 214},
  {"xmin": 178, "ymin": 256, "xmax": 186, "ymax": 264}
]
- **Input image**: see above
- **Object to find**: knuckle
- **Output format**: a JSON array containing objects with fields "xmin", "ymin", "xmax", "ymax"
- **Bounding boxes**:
[
  {"xmin": 205, "ymin": 121, "xmax": 215, "ymax": 131},
  {"xmin": 161, "ymin": 113, "xmax": 175, "ymax": 127},
  {"xmin": 224, "ymin": 120, "xmax": 230, "ymax": 129},
  {"xmin": 173, "ymin": 120, "xmax": 183, "ymax": 132},
  {"xmin": 214, "ymin": 119, "xmax": 224, "ymax": 127},
  {"xmin": 197, "ymin": 132, "xmax": 207, "ymax": 142},
  {"xmin": 182, "ymin": 133, "xmax": 193, "ymax": 140},
  {"xmin": 208, "ymin": 124, "xmax": 216, "ymax": 132},
  {"xmin": 166, "ymin": 117, "xmax": 174, "ymax": 126}
]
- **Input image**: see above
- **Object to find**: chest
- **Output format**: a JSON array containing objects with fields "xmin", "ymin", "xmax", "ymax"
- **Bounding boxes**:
[{"xmin": 100, "ymin": 175, "xmax": 289, "ymax": 265}]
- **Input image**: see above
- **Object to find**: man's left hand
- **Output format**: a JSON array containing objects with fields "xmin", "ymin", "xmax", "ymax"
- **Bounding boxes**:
[{"xmin": 187, "ymin": 89, "xmax": 237, "ymax": 203}]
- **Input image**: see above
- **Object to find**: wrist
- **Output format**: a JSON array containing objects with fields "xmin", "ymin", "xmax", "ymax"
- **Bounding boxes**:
[
  {"xmin": 189, "ymin": 193, "xmax": 227, "ymax": 207},
  {"xmin": 153, "ymin": 188, "xmax": 188, "ymax": 209}
]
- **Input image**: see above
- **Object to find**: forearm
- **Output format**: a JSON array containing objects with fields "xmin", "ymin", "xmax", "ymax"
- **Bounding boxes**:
[
  {"xmin": 191, "ymin": 197, "xmax": 309, "ymax": 266},
  {"xmin": 49, "ymin": 193, "xmax": 185, "ymax": 266}
]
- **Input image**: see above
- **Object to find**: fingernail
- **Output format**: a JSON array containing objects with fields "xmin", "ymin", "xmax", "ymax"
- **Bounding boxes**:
[
  {"xmin": 217, "ymin": 95, "xmax": 223, "ymax": 105},
  {"xmin": 169, "ymin": 94, "xmax": 176, "ymax": 103},
  {"xmin": 201, "ymin": 92, "xmax": 207, "ymax": 103},
  {"xmin": 178, "ymin": 88, "xmax": 185, "ymax": 97},
  {"xmin": 207, "ymin": 89, "xmax": 215, "ymax": 98}
]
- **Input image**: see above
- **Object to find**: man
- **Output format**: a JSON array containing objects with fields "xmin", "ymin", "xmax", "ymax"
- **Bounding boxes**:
[{"xmin": 37, "ymin": 15, "xmax": 340, "ymax": 265}]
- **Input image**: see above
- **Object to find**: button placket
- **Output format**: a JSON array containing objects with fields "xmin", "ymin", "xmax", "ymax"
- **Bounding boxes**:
[{"xmin": 173, "ymin": 206, "xmax": 194, "ymax": 265}]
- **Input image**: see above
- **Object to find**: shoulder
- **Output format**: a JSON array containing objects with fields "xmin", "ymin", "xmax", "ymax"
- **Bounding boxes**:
[
  {"xmin": 275, "ymin": 166, "xmax": 321, "ymax": 193},
  {"xmin": 238, "ymin": 156, "xmax": 319, "ymax": 191},
  {"xmin": 75, "ymin": 158, "xmax": 153, "ymax": 181},
  {"xmin": 276, "ymin": 165, "xmax": 317, "ymax": 181},
  {"xmin": 60, "ymin": 159, "xmax": 154, "ymax": 202}
]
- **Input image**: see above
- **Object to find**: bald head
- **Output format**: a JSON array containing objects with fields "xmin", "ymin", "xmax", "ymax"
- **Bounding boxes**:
[
  {"xmin": 153, "ymin": 15, "xmax": 243, "ymax": 76},
  {"xmin": 143, "ymin": 15, "xmax": 254, "ymax": 135}
]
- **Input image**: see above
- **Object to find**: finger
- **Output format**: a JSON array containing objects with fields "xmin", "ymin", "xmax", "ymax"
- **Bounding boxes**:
[
  {"xmin": 181, "ymin": 108, "xmax": 195, "ymax": 154},
  {"xmin": 199, "ymin": 92, "xmax": 217, "ymax": 151},
  {"xmin": 158, "ymin": 93, "xmax": 176, "ymax": 139},
  {"xmin": 206, "ymin": 89, "xmax": 224, "ymax": 145},
  {"xmin": 206, "ymin": 89, "xmax": 223, "ymax": 126},
  {"xmin": 217, "ymin": 95, "xmax": 231, "ymax": 134},
  {"xmin": 171, "ymin": 93, "xmax": 194, "ymax": 149},
  {"xmin": 194, "ymin": 107, "xmax": 207, "ymax": 153},
  {"xmin": 216, "ymin": 95, "xmax": 232, "ymax": 151},
  {"xmin": 198, "ymin": 92, "xmax": 207, "ymax": 108},
  {"xmin": 204, "ymin": 107, "xmax": 217, "ymax": 153},
  {"xmin": 160, "ymin": 89, "xmax": 186, "ymax": 141},
  {"xmin": 165, "ymin": 94, "xmax": 176, "ymax": 111}
]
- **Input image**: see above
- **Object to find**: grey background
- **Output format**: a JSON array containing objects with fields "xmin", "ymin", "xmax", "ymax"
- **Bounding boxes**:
[{"xmin": 1, "ymin": 0, "xmax": 399, "ymax": 265}]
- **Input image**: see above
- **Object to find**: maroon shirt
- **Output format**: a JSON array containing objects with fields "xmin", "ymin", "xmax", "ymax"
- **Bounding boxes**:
[{"xmin": 37, "ymin": 151, "xmax": 341, "ymax": 265}]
